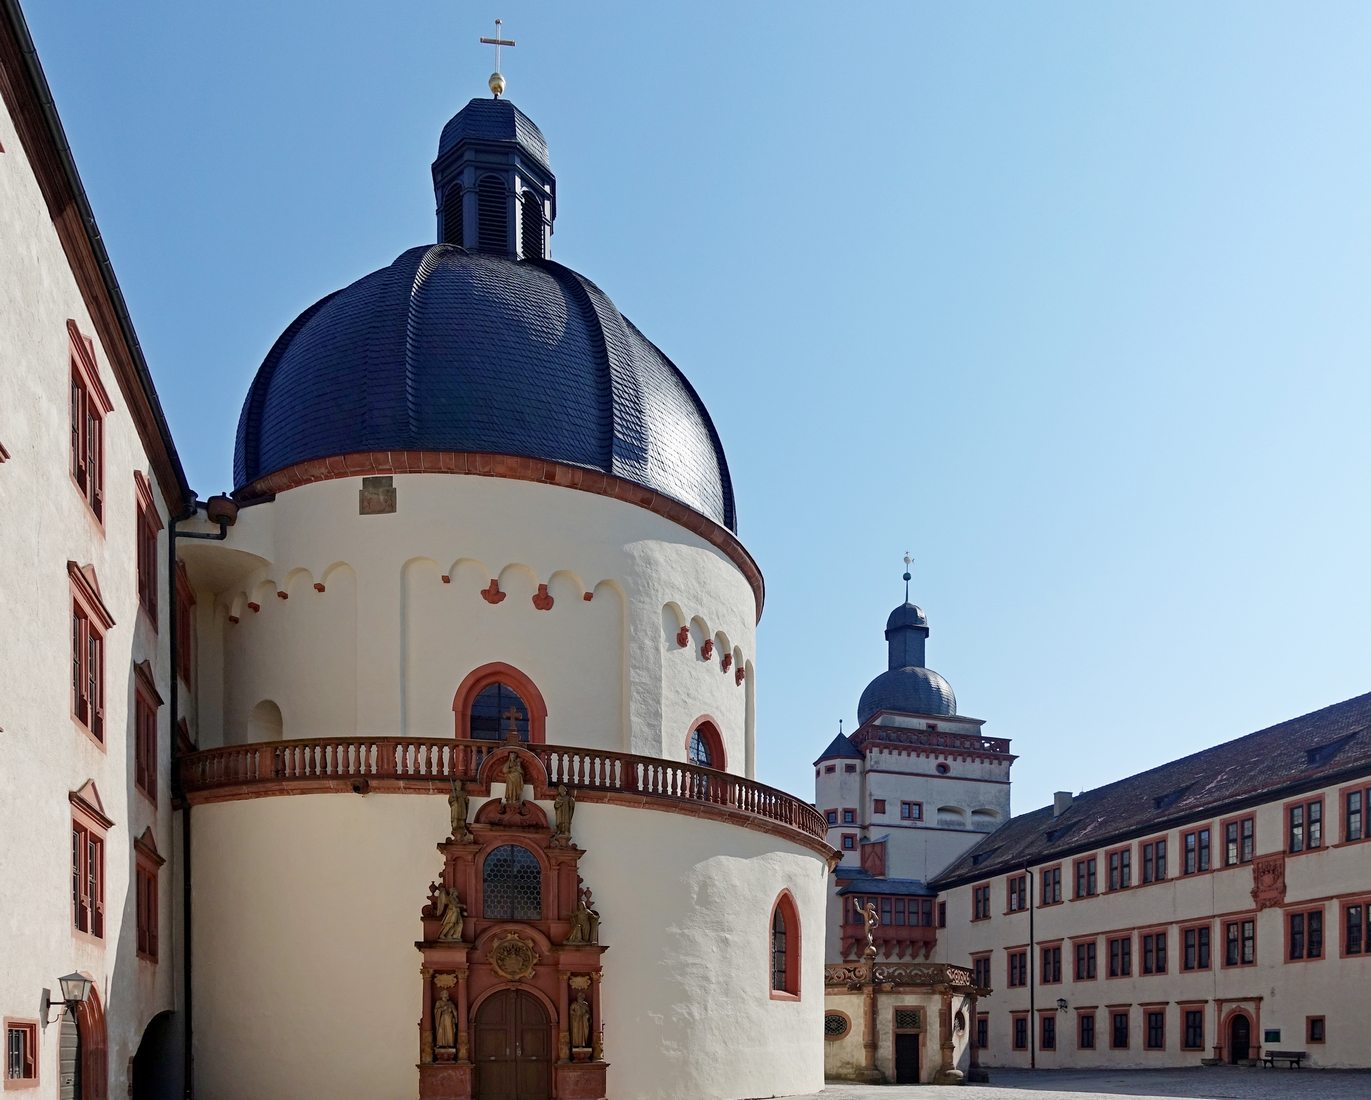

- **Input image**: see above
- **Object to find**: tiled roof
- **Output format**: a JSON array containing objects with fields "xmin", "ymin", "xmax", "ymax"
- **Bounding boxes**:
[
  {"xmin": 837, "ymin": 875, "xmax": 937, "ymax": 897},
  {"xmin": 437, "ymin": 97, "xmax": 549, "ymax": 168},
  {"xmin": 233, "ymin": 245, "xmax": 736, "ymax": 531},
  {"xmin": 814, "ymin": 732, "xmax": 862, "ymax": 764},
  {"xmin": 932, "ymin": 691, "xmax": 1371, "ymax": 888}
]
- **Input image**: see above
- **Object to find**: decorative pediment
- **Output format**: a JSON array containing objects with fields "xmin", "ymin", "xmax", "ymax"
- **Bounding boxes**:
[
  {"xmin": 134, "ymin": 827, "xmax": 165, "ymax": 866},
  {"xmin": 70, "ymin": 780, "xmax": 114, "ymax": 829},
  {"xmin": 68, "ymin": 561, "xmax": 116, "ymax": 629},
  {"xmin": 133, "ymin": 660, "xmax": 164, "ymax": 705}
]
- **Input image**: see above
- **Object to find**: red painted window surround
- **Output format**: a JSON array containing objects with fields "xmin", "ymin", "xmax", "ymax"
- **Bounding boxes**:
[
  {"xmin": 1106, "ymin": 934, "xmax": 1132, "ymax": 978},
  {"xmin": 134, "ymin": 829, "xmax": 164, "ymax": 962},
  {"xmin": 1107, "ymin": 846, "xmax": 1132, "ymax": 891},
  {"xmin": 68, "ymin": 322, "xmax": 112, "ymax": 526},
  {"xmin": 769, "ymin": 890, "xmax": 801, "ymax": 1001},
  {"xmin": 1182, "ymin": 825, "xmax": 1212, "ymax": 874},
  {"xmin": 1340, "ymin": 897, "xmax": 1371, "ymax": 957},
  {"xmin": 3, "ymin": 1017, "xmax": 39, "ymax": 1087},
  {"xmin": 1220, "ymin": 813, "xmax": 1256, "ymax": 866},
  {"xmin": 1006, "ymin": 874, "xmax": 1027, "ymax": 913},
  {"xmin": 1073, "ymin": 937, "xmax": 1097, "ymax": 981},
  {"xmin": 1286, "ymin": 905, "xmax": 1325, "ymax": 962},
  {"xmin": 1077, "ymin": 1009, "xmax": 1097, "ymax": 1050},
  {"xmin": 1039, "ymin": 864, "xmax": 1063, "ymax": 906},
  {"xmin": 1110, "ymin": 1009, "xmax": 1130, "ymax": 1050},
  {"xmin": 1223, "ymin": 917, "xmax": 1257, "ymax": 967},
  {"xmin": 70, "ymin": 785, "xmax": 112, "ymax": 942},
  {"xmin": 1285, "ymin": 796, "xmax": 1324, "ymax": 855},
  {"xmin": 1181, "ymin": 923, "xmax": 1212, "ymax": 971},
  {"xmin": 971, "ymin": 884, "xmax": 991, "ymax": 921},
  {"xmin": 133, "ymin": 663, "xmax": 162, "ymax": 803},
  {"xmin": 840, "ymin": 833, "xmax": 857, "ymax": 851},
  {"xmin": 1144, "ymin": 1008, "xmax": 1166, "ymax": 1051},
  {"xmin": 1140, "ymin": 836, "xmax": 1168, "ymax": 883},
  {"xmin": 69, "ymin": 562, "xmax": 115, "ymax": 747},
  {"xmin": 685, "ymin": 717, "xmax": 725, "ymax": 770},
  {"xmin": 452, "ymin": 662, "xmax": 548, "ymax": 742},
  {"xmin": 1073, "ymin": 855, "xmax": 1097, "ymax": 898},
  {"xmin": 1007, "ymin": 949, "xmax": 1027, "ymax": 988},
  {"xmin": 1011, "ymin": 1013, "xmax": 1028, "ymax": 1051},
  {"xmin": 134, "ymin": 472, "xmax": 162, "ymax": 626},
  {"xmin": 1140, "ymin": 929, "xmax": 1168, "ymax": 975},
  {"xmin": 1180, "ymin": 1004, "xmax": 1207, "ymax": 1051},
  {"xmin": 1307, "ymin": 1015, "xmax": 1326, "ymax": 1044},
  {"xmin": 1340, "ymin": 782, "xmax": 1371, "ymax": 845}
]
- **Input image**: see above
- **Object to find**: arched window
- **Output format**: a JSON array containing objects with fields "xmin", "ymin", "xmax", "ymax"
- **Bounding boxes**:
[
  {"xmin": 521, "ymin": 192, "xmax": 544, "ymax": 260},
  {"xmin": 442, "ymin": 184, "xmax": 464, "ymax": 246},
  {"xmin": 482, "ymin": 844, "xmax": 541, "ymax": 920},
  {"xmin": 685, "ymin": 718, "xmax": 725, "ymax": 770},
  {"xmin": 770, "ymin": 891, "xmax": 800, "ymax": 999},
  {"xmin": 453, "ymin": 663, "xmax": 548, "ymax": 743},
  {"xmin": 470, "ymin": 682, "xmax": 530, "ymax": 742},
  {"xmin": 477, "ymin": 176, "xmax": 508, "ymax": 252}
]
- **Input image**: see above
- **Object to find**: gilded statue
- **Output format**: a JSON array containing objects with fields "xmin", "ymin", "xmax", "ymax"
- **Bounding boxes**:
[
  {"xmin": 552, "ymin": 785, "xmax": 575, "ymax": 845},
  {"xmin": 570, "ymin": 990, "xmax": 592, "ymax": 1049},
  {"xmin": 435, "ymin": 884, "xmax": 466, "ymax": 941},
  {"xmin": 501, "ymin": 752, "xmax": 526, "ymax": 812},
  {"xmin": 433, "ymin": 988, "xmax": 457, "ymax": 1051},
  {"xmin": 448, "ymin": 779, "xmax": 472, "ymax": 842},
  {"xmin": 567, "ymin": 888, "xmax": 600, "ymax": 945}
]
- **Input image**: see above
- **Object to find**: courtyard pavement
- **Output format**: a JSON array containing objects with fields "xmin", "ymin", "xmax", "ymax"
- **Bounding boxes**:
[{"xmin": 795, "ymin": 1066, "xmax": 1371, "ymax": 1100}]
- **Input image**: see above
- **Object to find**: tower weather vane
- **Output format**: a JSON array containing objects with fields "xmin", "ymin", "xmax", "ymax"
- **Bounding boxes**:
[{"xmin": 480, "ymin": 18, "xmax": 516, "ymax": 98}]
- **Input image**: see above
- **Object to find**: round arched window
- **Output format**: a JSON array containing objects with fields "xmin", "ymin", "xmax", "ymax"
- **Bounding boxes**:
[
  {"xmin": 688, "ymin": 728, "xmax": 713, "ymax": 767},
  {"xmin": 470, "ymin": 683, "xmax": 530, "ymax": 742}
]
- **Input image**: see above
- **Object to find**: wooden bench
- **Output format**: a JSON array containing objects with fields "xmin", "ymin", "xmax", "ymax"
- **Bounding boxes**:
[{"xmin": 1262, "ymin": 1050, "xmax": 1308, "ymax": 1068}]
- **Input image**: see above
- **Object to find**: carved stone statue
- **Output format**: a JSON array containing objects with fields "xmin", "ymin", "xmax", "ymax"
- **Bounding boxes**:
[
  {"xmin": 861, "ymin": 900, "xmax": 880, "ymax": 958},
  {"xmin": 433, "ymin": 988, "xmax": 457, "ymax": 1051},
  {"xmin": 436, "ymin": 884, "xmax": 465, "ymax": 941},
  {"xmin": 501, "ymin": 752, "xmax": 526, "ymax": 812},
  {"xmin": 552, "ymin": 785, "xmax": 575, "ymax": 846},
  {"xmin": 448, "ymin": 779, "xmax": 472, "ymax": 842},
  {"xmin": 570, "ymin": 991, "xmax": 591, "ymax": 1049},
  {"xmin": 567, "ymin": 889, "xmax": 600, "ymax": 945}
]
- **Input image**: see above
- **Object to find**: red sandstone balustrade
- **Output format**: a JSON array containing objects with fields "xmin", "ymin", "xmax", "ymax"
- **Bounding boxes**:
[{"xmin": 180, "ymin": 736, "xmax": 830, "ymax": 848}]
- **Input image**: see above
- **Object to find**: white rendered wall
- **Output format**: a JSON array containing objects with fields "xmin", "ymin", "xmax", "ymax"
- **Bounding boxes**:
[
  {"xmin": 938, "ymin": 774, "xmax": 1371, "ymax": 1069},
  {"xmin": 0, "ymin": 92, "xmax": 178, "ymax": 1096},
  {"xmin": 190, "ymin": 794, "xmax": 826, "ymax": 1100},
  {"xmin": 190, "ymin": 475, "xmax": 757, "ymax": 774}
]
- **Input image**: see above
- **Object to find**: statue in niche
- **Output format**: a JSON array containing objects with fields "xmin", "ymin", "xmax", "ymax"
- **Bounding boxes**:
[
  {"xmin": 435, "ymin": 884, "xmax": 466, "ymax": 941},
  {"xmin": 501, "ymin": 751, "xmax": 526, "ymax": 813},
  {"xmin": 433, "ymin": 987, "xmax": 458, "ymax": 1052},
  {"xmin": 448, "ymin": 779, "xmax": 473, "ymax": 842},
  {"xmin": 551, "ymin": 785, "xmax": 575, "ymax": 846},
  {"xmin": 570, "ymin": 990, "xmax": 592, "ymax": 1049},
  {"xmin": 567, "ymin": 887, "xmax": 600, "ymax": 944}
]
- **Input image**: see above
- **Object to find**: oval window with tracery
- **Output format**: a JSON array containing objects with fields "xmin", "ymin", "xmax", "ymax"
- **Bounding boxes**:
[
  {"xmin": 824, "ymin": 1013, "xmax": 850, "ymax": 1039},
  {"xmin": 470, "ymin": 683, "xmax": 530, "ymax": 742}
]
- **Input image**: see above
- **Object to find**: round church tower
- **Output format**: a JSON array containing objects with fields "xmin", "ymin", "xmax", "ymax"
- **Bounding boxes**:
[{"xmin": 177, "ymin": 91, "xmax": 831, "ymax": 1100}]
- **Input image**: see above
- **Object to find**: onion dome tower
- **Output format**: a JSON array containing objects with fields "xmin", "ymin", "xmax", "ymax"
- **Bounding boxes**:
[{"xmin": 856, "ymin": 563, "xmax": 957, "ymax": 723}]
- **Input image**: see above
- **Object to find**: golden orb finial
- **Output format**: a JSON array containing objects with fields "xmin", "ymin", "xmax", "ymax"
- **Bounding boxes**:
[{"xmin": 489, "ymin": 71, "xmax": 506, "ymax": 97}]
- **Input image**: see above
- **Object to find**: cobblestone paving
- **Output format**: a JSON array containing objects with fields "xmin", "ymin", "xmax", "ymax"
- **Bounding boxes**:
[{"xmin": 794, "ymin": 1067, "xmax": 1371, "ymax": 1100}]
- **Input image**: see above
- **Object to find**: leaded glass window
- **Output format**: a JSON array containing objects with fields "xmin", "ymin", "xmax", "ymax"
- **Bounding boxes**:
[
  {"xmin": 771, "ymin": 907, "xmax": 788, "ymax": 991},
  {"xmin": 482, "ymin": 844, "xmax": 541, "ymax": 920},
  {"xmin": 688, "ymin": 728, "xmax": 713, "ymax": 767},
  {"xmin": 470, "ymin": 683, "xmax": 530, "ymax": 741}
]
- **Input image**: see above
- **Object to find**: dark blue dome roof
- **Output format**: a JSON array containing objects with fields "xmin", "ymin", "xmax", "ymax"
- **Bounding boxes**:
[
  {"xmin": 858, "ymin": 666, "xmax": 957, "ymax": 723},
  {"xmin": 887, "ymin": 602, "xmax": 928, "ymax": 630},
  {"xmin": 233, "ymin": 244, "xmax": 736, "ymax": 530},
  {"xmin": 437, "ymin": 98, "xmax": 548, "ymax": 169}
]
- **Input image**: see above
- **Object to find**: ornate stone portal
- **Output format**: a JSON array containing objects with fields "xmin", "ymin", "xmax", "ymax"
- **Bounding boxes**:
[{"xmin": 416, "ymin": 744, "xmax": 608, "ymax": 1100}]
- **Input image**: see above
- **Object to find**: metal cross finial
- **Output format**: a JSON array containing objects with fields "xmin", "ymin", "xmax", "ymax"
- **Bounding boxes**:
[
  {"xmin": 902, "ymin": 552, "xmax": 913, "ymax": 601},
  {"xmin": 480, "ymin": 18, "xmax": 517, "ymax": 97}
]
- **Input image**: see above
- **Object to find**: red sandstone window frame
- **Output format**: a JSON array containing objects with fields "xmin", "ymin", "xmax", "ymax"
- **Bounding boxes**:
[
  {"xmin": 1139, "ymin": 836, "xmax": 1167, "ymax": 883},
  {"xmin": 1339, "ymin": 896, "xmax": 1371, "ymax": 957},
  {"xmin": 1076, "ymin": 1008, "xmax": 1096, "ymax": 1050},
  {"xmin": 1181, "ymin": 922, "xmax": 1212, "ymax": 971},
  {"xmin": 1106, "ymin": 934, "xmax": 1132, "ymax": 978},
  {"xmin": 769, "ymin": 890, "xmax": 801, "ymax": 1001},
  {"xmin": 1306, "ymin": 1015, "xmax": 1325, "ymax": 1044},
  {"xmin": 1182, "ymin": 825, "xmax": 1212, "ymax": 874},
  {"xmin": 1144, "ymin": 1007, "xmax": 1166, "ymax": 1051},
  {"xmin": 1072, "ymin": 936, "xmax": 1097, "ymax": 981},
  {"xmin": 134, "ymin": 829, "xmax": 164, "ymax": 963},
  {"xmin": 684, "ymin": 717, "xmax": 726, "ymax": 770},
  {"xmin": 1039, "ymin": 941, "xmax": 1063, "ymax": 984},
  {"xmin": 975, "ymin": 1013, "xmax": 989, "ymax": 1051},
  {"xmin": 1140, "ymin": 929, "xmax": 1168, "ymax": 975},
  {"xmin": 1006, "ymin": 874, "xmax": 1027, "ymax": 913},
  {"xmin": 1222, "ymin": 916, "xmax": 1256, "ymax": 967},
  {"xmin": 1284, "ymin": 795, "xmax": 1324, "ymax": 854},
  {"xmin": 133, "ymin": 472, "xmax": 161, "ymax": 626},
  {"xmin": 873, "ymin": 798, "xmax": 886, "ymax": 815},
  {"xmin": 1339, "ymin": 781, "xmax": 1370, "ymax": 844},
  {"xmin": 1285, "ymin": 905, "xmax": 1324, "ymax": 962},
  {"xmin": 1011, "ymin": 1012, "xmax": 1028, "ymax": 1051},
  {"xmin": 899, "ymin": 800, "xmax": 923, "ymax": 821},
  {"xmin": 452, "ymin": 662, "xmax": 548, "ymax": 743},
  {"xmin": 1109, "ymin": 1009, "xmax": 1130, "ymax": 1049},
  {"xmin": 1106, "ymin": 845, "xmax": 1132, "ymax": 891},
  {"xmin": 1007, "ymin": 948, "xmax": 1027, "ymax": 988},
  {"xmin": 68, "ymin": 322, "xmax": 112, "ymax": 527},
  {"xmin": 70, "ymin": 788, "xmax": 111, "ymax": 943},
  {"xmin": 840, "ymin": 833, "xmax": 857, "ymax": 851},
  {"xmin": 1038, "ymin": 1009, "xmax": 1056, "ymax": 1051},
  {"xmin": 1039, "ymin": 864, "xmax": 1063, "ymax": 906},
  {"xmin": 1220, "ymin": 812, "xmax": 1256, "ymax": 866},
  {"xmin": 69, "ymin": 563, "xmax": 114, "ymax": 747},
  {"xmin": 1073, "ymin": 855, "xmax": 1097, "ymax": 898},
  {"xmin": 133, "ymin": 663, "xmax": 162, "ymax": 804},
  {"xmin": 3, "ymin": 1018, "xmax": 38, "ymax": 1089},
  {"xmin": 1180, "ymin": 1004, "xmax": 1206, "ymax": 1051},
  {"xmin": 970, "ymin": 953, "xmax": 992, "ymax": 990},
  {"xmin": 971, "ymin": 884, "xmax": 991, "ymax": 921}
]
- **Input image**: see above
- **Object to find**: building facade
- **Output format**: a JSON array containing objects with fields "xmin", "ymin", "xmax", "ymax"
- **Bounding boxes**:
[{"xmin": 0, "ymin": 1, "xmax": 193, "ymax": 1095}]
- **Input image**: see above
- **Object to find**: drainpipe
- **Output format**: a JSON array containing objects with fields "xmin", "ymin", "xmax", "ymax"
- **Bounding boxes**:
[
  {"xmin": 169, "ymin": 495, "xmax": 237, "ymax": 1099},
  {"xmin": 1026, "ymin": 864, "xmax": 1036, "ymax": 1070}
]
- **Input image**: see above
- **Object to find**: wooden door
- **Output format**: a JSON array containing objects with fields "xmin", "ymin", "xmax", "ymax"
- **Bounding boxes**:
[
  {"xmin": 474, "ymin": 990, "xmax": 551, "ymax": 1100},
  {"xmin": 894, "ymin": 1032, "xmax": 920, "ymax": 1084},
  {"xmin": 59, "ymin": 1014, "xmax": 80, "ymax": 1099},
  {"xmin": 1230, "ymin": 1015, "xmax": 1251, "ymax": 1062}
]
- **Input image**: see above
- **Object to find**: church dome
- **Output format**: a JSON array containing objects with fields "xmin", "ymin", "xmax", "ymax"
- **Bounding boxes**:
[{"xmin": 232, "ymin": 97, "xmax": 736, "ymax": 532}]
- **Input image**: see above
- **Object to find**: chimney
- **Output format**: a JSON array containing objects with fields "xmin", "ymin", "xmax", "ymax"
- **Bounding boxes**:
[{"xmin": 1053, "ymin": 791, "xmax": 1073, "ymax": 818}]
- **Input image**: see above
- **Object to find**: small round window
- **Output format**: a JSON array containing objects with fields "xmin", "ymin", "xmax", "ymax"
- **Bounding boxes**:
[
  {"xmin": 824, "ymin": 1012, "xmax": 851, "ymax": 1040},
  {"xmin": 936, "ymin": 762, "xmax": 951, "ymax": 775}
]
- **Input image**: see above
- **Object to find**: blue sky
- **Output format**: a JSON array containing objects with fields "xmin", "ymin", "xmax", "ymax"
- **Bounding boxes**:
[{"xmin": 25, "ymin": 2, "xmax": 1371, "ymax": 811}]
